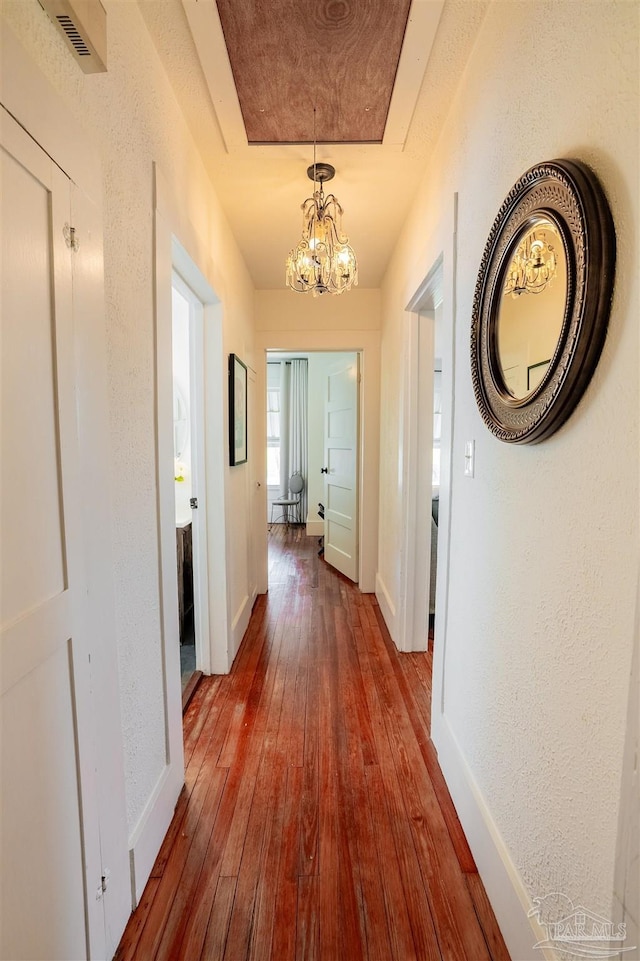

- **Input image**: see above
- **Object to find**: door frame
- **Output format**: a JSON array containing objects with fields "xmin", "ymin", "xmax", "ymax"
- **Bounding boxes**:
[
  {"xmin": 141, "ymin": 166, "xmax": 230, "ymax": 905},
  {"xmin": 402, "ymin": 196, "xmax": 457, "ymax": 733},
  {"xmin": 254, "ymin": 332, "xmax": 381, "ymax": 594},
  {"xmin": 400, "ymin": 294, "xmax": 437, "ymax": 653}
]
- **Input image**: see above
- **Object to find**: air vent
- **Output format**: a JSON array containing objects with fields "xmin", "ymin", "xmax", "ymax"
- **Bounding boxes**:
[
  {"xmin": 56, "ymin": 15, "xmax": 91, "ymax": 56},
  {"xmin": 38, "ymin": 0, "xmax": 107, "ymax": 73}
]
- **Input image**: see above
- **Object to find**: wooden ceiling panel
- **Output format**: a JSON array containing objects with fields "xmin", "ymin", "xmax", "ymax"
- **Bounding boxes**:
[{"xmin": 214, "ymin": 0, "xmax": 412, "ymax": 144}]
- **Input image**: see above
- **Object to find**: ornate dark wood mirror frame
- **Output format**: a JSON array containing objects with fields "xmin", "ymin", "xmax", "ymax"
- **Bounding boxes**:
[{"xmin": 470, "ymin": 159, "xmax": 616, "ymax": 444}]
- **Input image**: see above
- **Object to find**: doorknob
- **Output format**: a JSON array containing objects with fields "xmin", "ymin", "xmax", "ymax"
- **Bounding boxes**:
[{"xmin": 321, "ymin": 467, "xmax": 328, "ymax": 474}]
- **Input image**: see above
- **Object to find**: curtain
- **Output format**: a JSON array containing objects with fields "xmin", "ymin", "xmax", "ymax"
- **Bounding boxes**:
[
  {"xmin": 279, "ymin": 361, "xmax": 290, "ymax": 496},
  {"xmin": 286, "ymin": 359, "xmax": 308, "ymax": 524}
]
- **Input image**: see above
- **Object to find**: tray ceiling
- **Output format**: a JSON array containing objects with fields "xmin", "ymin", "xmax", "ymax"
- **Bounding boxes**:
[
  {"xmin": 140, "ymin": 0, "xmax": 490, "ymax": 288},
  {"xmin": 214, "ymin": 0, "xmax": 412, "ymax": 144}
]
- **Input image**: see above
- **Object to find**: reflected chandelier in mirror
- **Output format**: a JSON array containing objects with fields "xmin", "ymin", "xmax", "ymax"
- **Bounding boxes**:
[{"xmin": 471, "ymin": 159, "xmax": 616, "ymax": 444}]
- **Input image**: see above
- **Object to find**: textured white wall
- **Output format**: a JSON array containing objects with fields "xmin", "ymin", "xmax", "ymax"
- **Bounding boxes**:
[
  {"xmin": 3, "ymin": 0, "xmax": 255, "ymax": 834},
  {"xmin": 378, "ymin": 0, "xmax": 638, "ymax": 939}
]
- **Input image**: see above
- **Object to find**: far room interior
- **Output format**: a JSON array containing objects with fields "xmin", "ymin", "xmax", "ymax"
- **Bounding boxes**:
[{"xmin": 266, "ymin": 350, "xmax": 360, "ymax": 584}]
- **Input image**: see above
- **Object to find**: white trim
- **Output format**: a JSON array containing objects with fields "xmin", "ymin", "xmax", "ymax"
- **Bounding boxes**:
[
  {"xmin": 306, "ymin": 519, "xmax": 324, "ymax": 536},
  {"xmin": 1, "ymin": 23, "xmax": 100, "ymax": 202},
  {"xmin": 146, "ymin": 161, "xmax": 231, "ymax": 908},
  {"xmin": 155, "ymin": 167, "xmax": 230, "ymax": 677},
  {"xmin": 126, "ymin": 765, "xmax": 174, "ymax": 905},
  {"xmin": 230, "ymin": 593, "xmax": 252, "ymax": 662},
  {"xmin": 182, "ymin": 0, "xmax": 444, "ymax": 154},
  {"xmin": 398, "ymin": 195, "xmax": 456, "ymax": 666},
  {"xmin": 383, "ymin": 0, "xmax": 445, "ymax": 147},
  {"xmin": 202, "ymin": 296, "xmax": 231, "ymax": 674},
  {"xmin": 375, "ymin": 572, "xmax": 397, "ymax": 641},
  {"xmin": 398, "ymin": 303, "xmax": 437, "ymax": 653},
  {"xmin": 172, "ymin": 269, "xmax": 212, "ymax": 677},
  {"xmin": 430, "ymin": 197, "xmax": 458, "ymax": 719},
  {"xmin": 431, "ymin": 715, "xmax": 558, "ymax": 961},
  {"xmin": 400, "ymin": 197, "xmax": 457, "ymax": 717},
  {"xmin": 152, "ymin": 198, "xmax": 187, "ymax": 907},
  {"xmin": 70, "ymin": 182, "xmax": 131, "ymax": 954}
]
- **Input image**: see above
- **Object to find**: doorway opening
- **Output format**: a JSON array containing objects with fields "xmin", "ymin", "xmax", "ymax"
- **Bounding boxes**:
[
  {"xmin": 265, "ymin": 350, "xmax": 360, "ymax": 585},
  {"xmin": 402, "ymin": 255, "xmax": 453, "ymax": 662},
  {"xmin": 430, "ymin": 357, "xmax": 442, "ymax": 650},
  {"xmin": 171, "ymin": 270, "xmax": 209, "ymax": 706}
]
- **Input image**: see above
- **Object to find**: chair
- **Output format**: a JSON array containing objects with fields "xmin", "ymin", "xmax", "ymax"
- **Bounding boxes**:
[{"xmin": 270, "ymin": 472, "xmax": 304, "ymax": 526}]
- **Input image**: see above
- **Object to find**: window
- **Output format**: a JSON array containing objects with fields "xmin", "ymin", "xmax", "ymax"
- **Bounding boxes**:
[{"xmin": 266, "ymin": 365, "xmax": 281, "ymax": 486}]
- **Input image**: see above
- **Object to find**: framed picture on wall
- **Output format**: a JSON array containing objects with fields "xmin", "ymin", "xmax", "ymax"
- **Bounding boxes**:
[{"xmin": 229, "ymin": 353, "xmax": 248, "ymax": 466}]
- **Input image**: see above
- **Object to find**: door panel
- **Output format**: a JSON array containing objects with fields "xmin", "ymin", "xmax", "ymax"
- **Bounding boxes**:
[
  {"xmin": 2, "ymin": 646, "xmax": 87, "ymax": 961},
  {"xmin": 1, "ymin": 109, "xmax": 98, "ymax": 960},
  {"xmin": 323, "ymin": 357, "xmax": 359, "ymax": 582},
  {"xmin": 1, "ymin": 143, "xmax": 66, "ymax": 624}
]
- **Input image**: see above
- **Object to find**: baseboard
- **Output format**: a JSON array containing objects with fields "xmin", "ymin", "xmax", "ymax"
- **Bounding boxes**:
[
  {"xmin": 230, "ymin": 592, "xmax": 252, "ymax": 663},
  {"xmin": 306, "ymin": 519, "xmax": 323, "ymax": 536},
  {"xmin": 127, "ymin": 762, "xmax": 183, "ymax": 906},
  {"xmin": 375, "ymin": 572, "xmax": 399, "ymax": 647},
  {"xmin": 431, "ymin": 712, "xmax": 557, "ymax": 961}
]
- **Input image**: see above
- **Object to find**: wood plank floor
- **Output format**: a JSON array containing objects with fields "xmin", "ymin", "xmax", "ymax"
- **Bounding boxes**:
[{"xmin": 116, "ymin": 527, "xmax": 510, "ymax": 961}]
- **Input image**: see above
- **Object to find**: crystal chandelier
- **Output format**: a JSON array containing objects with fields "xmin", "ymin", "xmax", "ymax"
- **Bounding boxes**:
[
  {"xmin": 285, "ymin": 122, "xmax": 357, "ymax": 296},
  {"xmin": 503, "ymin": 227, "xmax": 557, "ymax": 297}
]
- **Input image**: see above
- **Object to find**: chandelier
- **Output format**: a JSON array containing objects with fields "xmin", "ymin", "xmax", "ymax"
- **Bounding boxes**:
[
  {"xmin": 503, "ymin": 227, "xmax": 557, "ymax": 297},
  {"xmin": 285, "ymin": 127, "xmax": 357, "ymax": 296}
]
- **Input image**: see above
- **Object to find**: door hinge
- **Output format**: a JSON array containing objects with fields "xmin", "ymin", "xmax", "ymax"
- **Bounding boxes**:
[
  {"xmin": 63, "ymin": 223, "xmax": 79, "ymax": 251},
  {"xmin": 190, "ymin": 497, "xmax": 198, "ymax": 509}
]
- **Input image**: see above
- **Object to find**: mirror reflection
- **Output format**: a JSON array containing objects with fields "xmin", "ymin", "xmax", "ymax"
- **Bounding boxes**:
[{"xmin": 497, "ymin": 218, "xmax": 567, "ymax": 399}]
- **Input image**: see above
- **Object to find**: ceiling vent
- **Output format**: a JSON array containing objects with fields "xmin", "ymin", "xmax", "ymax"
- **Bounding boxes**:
[{"xmin": 38, "ymin": 0, "xmax": 107, "ymax": 73}]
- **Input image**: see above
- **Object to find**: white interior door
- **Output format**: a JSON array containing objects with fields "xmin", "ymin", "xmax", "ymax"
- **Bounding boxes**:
[
  {"xmin": 172, "ymin": 271, "xmax": 210, "ymax": 677},
  {"xmin": 1, "ymin": 109, "xmax": 103, "ymax": 960},
  {"xmin": 323, "ymin": 355, "xmax": 359, "ymax": 582}
]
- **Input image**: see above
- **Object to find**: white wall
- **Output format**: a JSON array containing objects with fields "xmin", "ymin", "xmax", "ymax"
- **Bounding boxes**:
[
  {"xmin": 377, "ymin": 1, "xmax": 638, "ymax": 957},
  {"xmin": 2, "ymin": 0, "xmax": 257, "ymax": 927}
]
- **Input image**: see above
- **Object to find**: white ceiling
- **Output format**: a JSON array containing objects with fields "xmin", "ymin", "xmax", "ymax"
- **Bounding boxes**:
[{"xmin": 139, "ymin": 0, "xmax": 490, "ymax": 290}]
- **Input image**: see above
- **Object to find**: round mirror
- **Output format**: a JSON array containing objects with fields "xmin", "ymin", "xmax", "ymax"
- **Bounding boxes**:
[
  {"xmin": 496, "ymin": 218, "xmax": 568, "ymax": 400},
  {"xmin": 471, "ymin": 159, "xmax": 615, "ymax": 444}
]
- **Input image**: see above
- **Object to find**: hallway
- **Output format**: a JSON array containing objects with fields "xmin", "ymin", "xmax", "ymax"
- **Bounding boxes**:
[{"xmin": 116, "ymin": 528, "xmax": 510, "ymax": 961}]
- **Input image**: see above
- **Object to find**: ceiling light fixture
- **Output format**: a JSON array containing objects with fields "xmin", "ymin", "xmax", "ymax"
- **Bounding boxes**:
[
  {"xmin": 503, "ymin": 226, "xmax": 558, "ymax": 298},
  {"xmin": 285, "ymin": 111, "xmax": 358, "ymax": 296}
]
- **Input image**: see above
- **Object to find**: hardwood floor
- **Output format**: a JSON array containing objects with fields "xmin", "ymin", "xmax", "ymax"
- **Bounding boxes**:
[{"xmin": 115, "ymin": 527, "xmax": 510, "ymax": 961}]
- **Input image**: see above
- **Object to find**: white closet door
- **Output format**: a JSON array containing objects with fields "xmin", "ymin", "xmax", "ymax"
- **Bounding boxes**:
[
  {"xmin": 323, "ymin": 356, "xmax": 359, "ymax": 582},
  {"xmin": 1, "ymin": 109, "xmax": 102, "ymax": 960}
]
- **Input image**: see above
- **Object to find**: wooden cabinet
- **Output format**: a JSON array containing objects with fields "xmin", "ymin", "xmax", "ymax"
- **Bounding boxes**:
[{"xmin": 176, "ymin": 523, "xmax": 193, "ymax": 642}]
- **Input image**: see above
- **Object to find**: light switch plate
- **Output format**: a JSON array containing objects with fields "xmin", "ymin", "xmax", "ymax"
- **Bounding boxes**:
[{"xmin": 464, "ymin": 440, "xmax": 475, "ymax": 477}]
